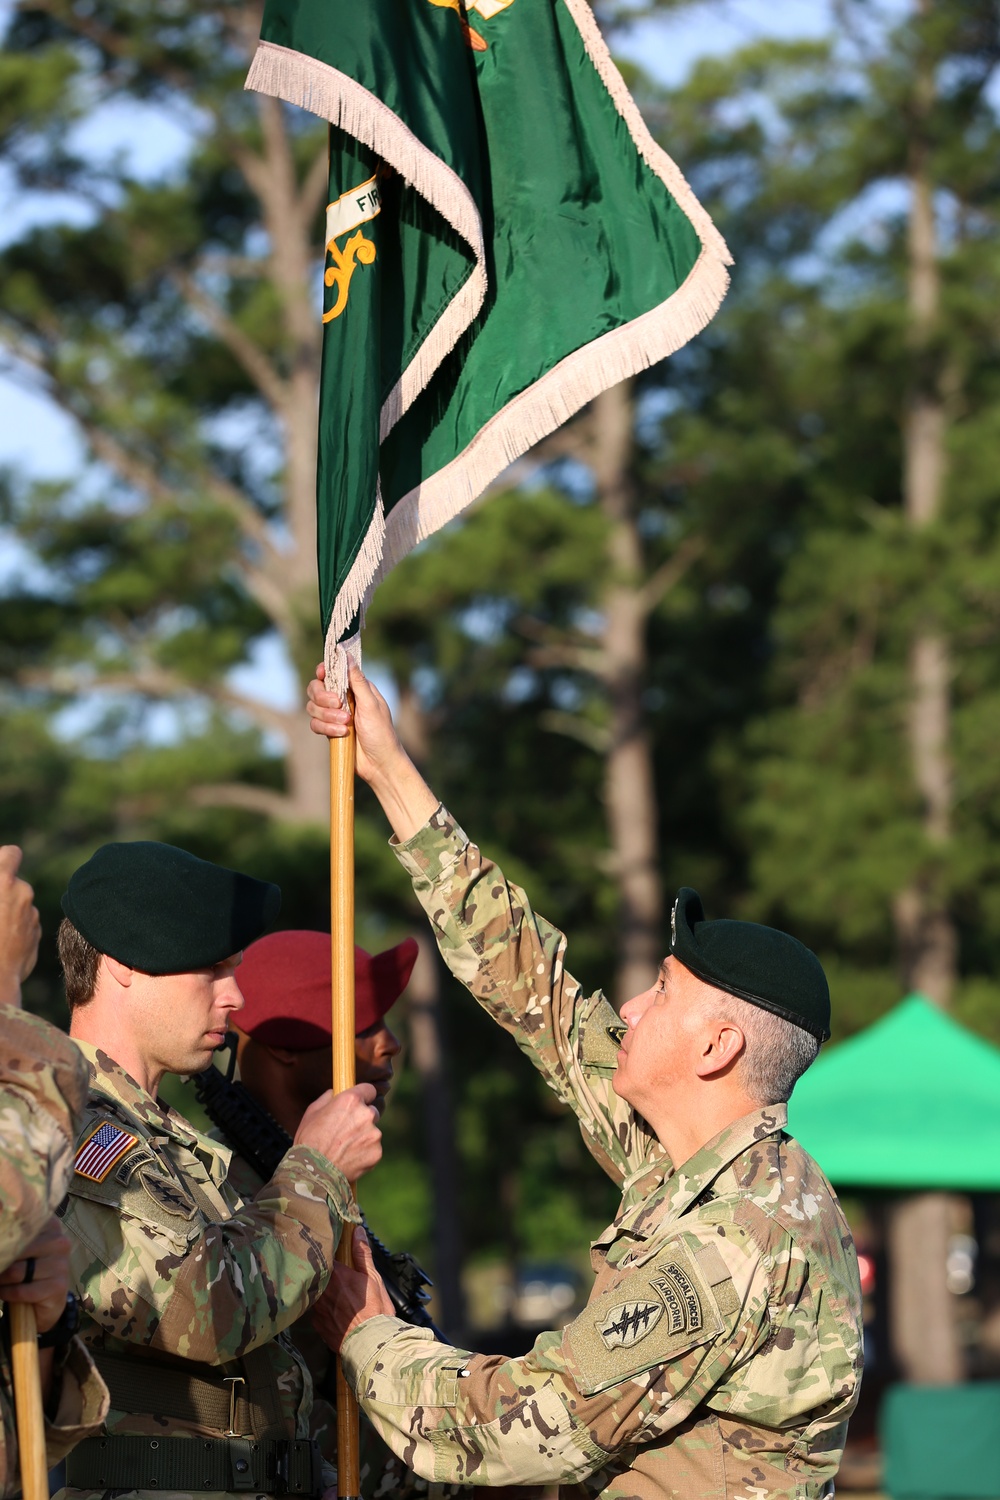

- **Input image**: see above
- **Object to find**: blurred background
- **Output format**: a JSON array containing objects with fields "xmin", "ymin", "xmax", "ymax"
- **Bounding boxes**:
[{"xmin": 2, "ymin": 0, "xmax": 1000, "ymax": 1491}]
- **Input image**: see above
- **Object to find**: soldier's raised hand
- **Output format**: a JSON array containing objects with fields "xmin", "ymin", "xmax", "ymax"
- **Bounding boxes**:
[
  {"xmin": 294, "ymin": 1081, "xmax": 383, "ymax": 1181},
  {"xmin": 0, "ymin": 845, "xmax": 42, "ymax": 1008},
  {"xmin": 306, "ymin": 661, "xmax": 406, "ymax": 782},
  {"xmin": 306, "ymin": 664, "xmax": 440, "ymax": 842}
]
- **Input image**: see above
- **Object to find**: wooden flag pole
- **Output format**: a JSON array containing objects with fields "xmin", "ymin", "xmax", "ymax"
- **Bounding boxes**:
[
  {"xmin": 11, "ymin": 1304, "xmax": 48, "ymax": 1500},
  {"xmin": 330, "ymin": 721, "xmax": 361, "ymax": 1500}
]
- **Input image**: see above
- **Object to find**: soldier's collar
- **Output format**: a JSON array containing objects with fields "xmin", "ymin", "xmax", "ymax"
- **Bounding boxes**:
[
  {"xmin": 661, "ymin": 1103, "xmax": 788, "ymax": 1220},
  {"xmin": 74, "ymin": 1040, "xmax": 201, "ymax": 1147}
]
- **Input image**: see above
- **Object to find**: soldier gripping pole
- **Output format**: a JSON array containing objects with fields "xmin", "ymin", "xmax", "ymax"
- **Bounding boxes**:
[
  {"xmin": 330, "ymin": 723, "xmax": 361, "ymax": 1500},
  {"xmin": 11, "ymin": 1304, "xmax": 48, "ymax": 1500}
]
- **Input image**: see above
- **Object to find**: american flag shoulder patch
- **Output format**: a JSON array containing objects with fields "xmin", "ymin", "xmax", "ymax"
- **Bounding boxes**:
[{"xmin": 75, "ymin": 1120, "xmax": 140, "ymax": 1182}]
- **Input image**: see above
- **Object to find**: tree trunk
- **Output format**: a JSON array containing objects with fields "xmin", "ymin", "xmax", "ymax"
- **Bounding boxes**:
[
  {"xmin": 887, "ymin": 1193, "xmax": 963, "ymax": 1384},
  {"xmin": 888, "ymin": 0, "xmax": 963, "ymax": 1387},
  {"xmin": 591, "ymin": 382, "xmax": 664, "ymax": 1006},
  {"xmin": 406, "ymin": 932, "xmax": 467, "ymax": 1340},
  {"xmin": 895, "ymin": 2, "xmax": 956, "ymax": 1009}
]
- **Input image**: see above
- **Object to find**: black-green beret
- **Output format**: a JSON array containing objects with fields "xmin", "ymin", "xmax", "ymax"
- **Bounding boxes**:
[
  {"xmin": 62, "ymin": 841, "xmax": 281, "ymax": 975},
  {"xmin": 670, "ymin": 888, "xmax": 830, "ymax": 1042}
]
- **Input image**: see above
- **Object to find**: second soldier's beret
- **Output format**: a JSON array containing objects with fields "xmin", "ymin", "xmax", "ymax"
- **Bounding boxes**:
[
  {"xmin": 236, "ymin": 930, "xmax": 419, "ymax": 1048},
  {"xmin": 670, "ymin": 888, "xmax": 830, "ymax": 1042},
  {"xmin": 62, "ymin": 841, "xmax": 281, "ymax": 974}
]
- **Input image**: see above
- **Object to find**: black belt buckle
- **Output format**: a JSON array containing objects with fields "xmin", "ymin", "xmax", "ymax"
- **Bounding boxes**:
[{"xmin": 268, "ymin": 1440, "xmax": 290, "ymax": 1496}]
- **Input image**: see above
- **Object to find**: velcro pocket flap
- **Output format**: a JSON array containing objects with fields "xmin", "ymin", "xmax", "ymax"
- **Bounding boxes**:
[{"xmin": 580, "ymin": 997, "xmax": 623, "ymax": 1074}]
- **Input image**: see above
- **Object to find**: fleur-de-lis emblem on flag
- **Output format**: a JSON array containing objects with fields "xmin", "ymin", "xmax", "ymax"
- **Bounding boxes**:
[{"xmin": 323, "ymin": 175, "xmax": 381, "ymax": 323}]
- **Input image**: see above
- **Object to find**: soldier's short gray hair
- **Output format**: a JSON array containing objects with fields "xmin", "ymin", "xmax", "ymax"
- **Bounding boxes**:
[{"xmin": 701, "ymin": 991, "xmax": 820, "ymax": 1104}]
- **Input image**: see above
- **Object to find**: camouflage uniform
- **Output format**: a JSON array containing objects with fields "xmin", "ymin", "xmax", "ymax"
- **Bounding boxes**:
[
  {"xmin": 0, "ymin": 1007, "xmax": 109, "ymax": 1497},
  {"xmin": 340, "ymin": 809, "xmax": 863, "ymax": 1499},
  {"xmin": 59, "ymin": 1042, "xmax": 360, "ymax": 1500}
]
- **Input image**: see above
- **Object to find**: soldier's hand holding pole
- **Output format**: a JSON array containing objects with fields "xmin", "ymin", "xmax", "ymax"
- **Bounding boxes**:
[
  {"xmin": 311, "ymin": 1227, "xmax": 395, "ymax": 1351},
  {"xmin": 307, "ymin": 663, "xmax": 439, "ymax": 843},
  {"xmin": 1, "ymin": 1217, "xmax": 74, "ymax": 1500}
]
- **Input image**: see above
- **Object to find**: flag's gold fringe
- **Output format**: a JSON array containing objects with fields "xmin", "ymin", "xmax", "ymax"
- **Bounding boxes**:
[
  {"xmin": 245, "ymin": 40, "xmax": 487, "ymax": 437},
  {"xmin": 371, "ymin": 246, "xmax": 730, "ymax": 589}
]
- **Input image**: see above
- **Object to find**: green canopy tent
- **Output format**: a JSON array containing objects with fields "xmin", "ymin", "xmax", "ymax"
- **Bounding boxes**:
[
  {"xmin": 787, "ymin": 994, "xmax": 1000, "ymax": 1191},
  {"xmin": 788, "ymin": 997, "xmax": 1000, "ymax": 1500}
]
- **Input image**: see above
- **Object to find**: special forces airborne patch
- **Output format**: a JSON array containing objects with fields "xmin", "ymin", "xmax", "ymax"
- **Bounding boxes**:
[{"xmin": 568, "ymin": 1241, "xmax": 722, "ymax": 1395}]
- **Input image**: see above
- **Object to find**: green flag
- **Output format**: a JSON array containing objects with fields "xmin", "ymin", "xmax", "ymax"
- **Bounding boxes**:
[{"xmin": 246, "ymin": 0, "xmax": 731, "ymax": 669}]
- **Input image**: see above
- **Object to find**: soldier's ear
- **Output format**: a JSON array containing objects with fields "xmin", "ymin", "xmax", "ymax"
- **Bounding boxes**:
[
  {"xmin": 103, "ymin": 954, "xmax": 135, "ymax": 989},
  {"xmin": 694, "ymin": 1018, "xmax": 746, "ymax": 1080}
]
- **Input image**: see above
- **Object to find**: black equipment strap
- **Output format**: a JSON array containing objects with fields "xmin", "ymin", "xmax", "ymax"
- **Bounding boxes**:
[{"xmin": 66, "ymin": 1435, "xmax": 323, "ymax": 1496}]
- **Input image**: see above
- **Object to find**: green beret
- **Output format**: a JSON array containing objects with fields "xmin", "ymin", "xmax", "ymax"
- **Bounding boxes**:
[
  {"xmin": 670, "ymin": 888, "xmax": 830, "ymax": 1042},
  {"xmin": 62, "ymin": 842, "xmax": 281, "ymax": 975}
]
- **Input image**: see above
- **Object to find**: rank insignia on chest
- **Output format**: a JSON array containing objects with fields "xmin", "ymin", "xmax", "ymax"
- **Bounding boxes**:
[
  {"xmin": 599, "ymin": 1299, "xmax": 664, "ymax": 1350},
  {"xmin": 75, "ymin": 1121, "xmax": 140, "ymax": 1182}
]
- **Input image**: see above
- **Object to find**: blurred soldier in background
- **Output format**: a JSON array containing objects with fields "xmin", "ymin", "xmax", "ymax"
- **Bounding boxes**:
[
  {"xmin": 195, "ymin": 929, "xmax": 469, "ymax": 1500},
  {"xmin": 52, "ymin": 840, "xmax": 383, "ymax": 1500},
  {"xmin": 306, "ymin": 664, "xmax": 863, "ymax": 1500},
  {"xmin": 0, "ymin": 844, "xmax": 109, "ymax": 1496},
  {"xmin": 228, "ymin": 930, "xmax": 413, "ymax": 1169}
]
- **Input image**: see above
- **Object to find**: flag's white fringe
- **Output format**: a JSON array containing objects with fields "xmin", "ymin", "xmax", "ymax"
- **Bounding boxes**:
[
  {"xmin": 324, "ymin": 484, "xmax": 385, "ymax": 662},
  {"xmin": 370, "ymin": 246, "xmax": 730, "ymax": 589},
  {"xmin": 246, "ymin": 8, "xmax": 732, "ymax": 645},
  {"xmin": 246, "ymin": 40, "xmax": 486, "ymax": 437},
  {"xmin": 325, "ymin": 632, "xmax": 362, "ymax": 699}
]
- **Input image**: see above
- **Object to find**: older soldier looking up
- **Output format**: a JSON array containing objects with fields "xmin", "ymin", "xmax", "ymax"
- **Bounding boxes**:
[
  {"xmin": 305, "ymin": 664, "xmax": 863, "ymax": 1500},
  {"xmin": 53, "ymin": 841, "xmax": 383, "ymax": 1500}
]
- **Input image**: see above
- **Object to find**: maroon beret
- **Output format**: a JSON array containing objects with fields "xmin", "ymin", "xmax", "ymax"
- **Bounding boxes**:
[{"xmin": 236, "ymin": 930, "xmax": 419, "ymax": 1049}]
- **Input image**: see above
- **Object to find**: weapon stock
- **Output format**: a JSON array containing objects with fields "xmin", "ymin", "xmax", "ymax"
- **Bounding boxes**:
[{"xmin": 192, "ymin": 1044, "xmax": 443, "ymax": 1339}]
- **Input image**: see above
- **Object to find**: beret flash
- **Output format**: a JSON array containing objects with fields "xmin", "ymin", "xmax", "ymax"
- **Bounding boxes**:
[
  {"xmin": 62, "ymin": 841, "xmax": 281, "ymax": 975},
  {"xmin": 670, "ymin": 887, "xmax": 830, "ymax": 1042},
  {"xmin": 235, "ymin": 930, "xmax": 419, "ymax": 1048}
]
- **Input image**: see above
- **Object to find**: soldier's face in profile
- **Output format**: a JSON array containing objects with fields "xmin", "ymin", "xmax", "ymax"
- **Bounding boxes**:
[
  {"xmin": 612, "ymin": 956, "xmax": 708, "ymax": 1118},
  {"xmin": 133, "ymin": 953, "xmax": 246, "ymax": 1077},
  {"xmin": 355, "ymin": 1019, "xmax": 402, "ymax": 1115},
  {"xmin": 282, "ymin": 1019, "xmax": 401, "ymax": 1122}
]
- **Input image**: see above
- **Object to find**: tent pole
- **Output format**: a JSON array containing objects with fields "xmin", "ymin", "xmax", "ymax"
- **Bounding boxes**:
[{"xmin": 330, "ymin": 725, "xmax": 361, "ymax": 1500}]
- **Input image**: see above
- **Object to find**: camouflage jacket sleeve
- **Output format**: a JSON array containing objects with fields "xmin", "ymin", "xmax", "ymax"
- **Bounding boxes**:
[
  {"xmin": 43, "ymin": 1337, "xmax": 111, "ymax": 1465},
  {"xmin": 0, "ymin": 1334, "xmax": 109, "ymax": 1496},
  {"xmin": 67, "ymin": 1142, "xmax": 360, "ymax": 1365},
  {"xmin": 341, "ymin": 1218, "xmax": 780, "ymax": 1487},
  {"xmin": 0, "ymin": 1007, "xmax": 88, "ymax": 1267},
  {"xmin": 393, "ymin": 808, "xmax": 662, "ymax": 1184}
]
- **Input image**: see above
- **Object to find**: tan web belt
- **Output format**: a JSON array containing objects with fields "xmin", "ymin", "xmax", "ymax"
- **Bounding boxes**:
[
  {"xmin": 66, "ymin": 1435, "xmax": 323, "ymax": 1496},
  {"xmin": 90, "ymin": 1349, "xmax": 268, "ymax": 1437}
]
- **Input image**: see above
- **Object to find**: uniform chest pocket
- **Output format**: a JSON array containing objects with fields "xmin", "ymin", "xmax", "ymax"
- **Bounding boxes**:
[{"xmin": 566, "ymin": 1242, "xmax": 723, "ymax": 1395}]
